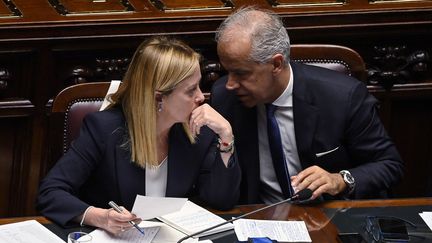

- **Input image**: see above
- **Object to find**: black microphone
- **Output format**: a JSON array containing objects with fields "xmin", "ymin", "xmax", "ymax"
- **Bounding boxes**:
[{"xmin": 176, "ymin": 188, "xmax": 312, "ymax": 243}]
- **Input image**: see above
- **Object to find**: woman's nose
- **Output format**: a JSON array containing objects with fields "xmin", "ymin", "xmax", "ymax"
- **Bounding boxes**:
[{"xmin": 195, "ymin": 87, "xmax": 205, "ymax": 103}]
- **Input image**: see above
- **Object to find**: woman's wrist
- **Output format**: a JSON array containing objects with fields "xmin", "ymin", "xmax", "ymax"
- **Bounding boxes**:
[
  {"xmin": 218, "ymin": 135, "xmax": 235, "ymax": 153},
  {"xmin": 82, "ymin": 207, "xmax": 109, "ymax": 229},
  {"xmin": 80, "ymin": 206, "xmax": 94, "ymax": 226}
]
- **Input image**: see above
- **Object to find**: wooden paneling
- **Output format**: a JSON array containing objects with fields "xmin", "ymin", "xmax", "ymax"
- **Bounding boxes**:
[
  {"xmin": 0, "ymin": 0, "xmax": 430, "ymax": 217},
  {"xmin": 0, "ymin": 117, "xmax": 33, "ymax": 217}
]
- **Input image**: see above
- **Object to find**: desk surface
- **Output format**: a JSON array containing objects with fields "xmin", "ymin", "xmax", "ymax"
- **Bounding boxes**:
[{"xmin": 1, "ymin": 198, "xmax": 432, "ymax": 242}]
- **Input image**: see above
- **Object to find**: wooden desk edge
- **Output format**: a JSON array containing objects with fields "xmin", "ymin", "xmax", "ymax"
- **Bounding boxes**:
[
  {"xmin": 2, "ymin": 198, "xmax": 432, "ymax": 225},
  {"xmin": 318, "ymin": 197, "xmax": 432, "ymax": 208},
  {"xmin": 0, "ymin": 216, "xmax": 51, "ymax": 225}
]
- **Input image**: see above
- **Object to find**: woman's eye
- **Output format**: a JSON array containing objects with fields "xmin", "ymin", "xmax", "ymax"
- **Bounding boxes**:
[{"xmin": 187, "ymin": 87, "xmax": 196, "ymax": 96}]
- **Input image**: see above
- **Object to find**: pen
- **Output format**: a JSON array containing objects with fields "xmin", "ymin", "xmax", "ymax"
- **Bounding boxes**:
[{"xmin": 108, "ymin": 201, "xmax": 145, "ymax": 235}]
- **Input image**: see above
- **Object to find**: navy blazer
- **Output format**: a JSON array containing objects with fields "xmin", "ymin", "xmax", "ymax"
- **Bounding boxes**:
[
  {"xmin": 37, "ymin": 108, "xmax": 240, "ymax": 227},
  {"xmin": 211, "ymin": 62, "xmax": 404, "ymax": 204}
]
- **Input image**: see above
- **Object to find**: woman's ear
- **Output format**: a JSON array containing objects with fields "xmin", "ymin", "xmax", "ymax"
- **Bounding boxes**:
[
  {"xmin": 155, "ymin": 91, "xmax": 163, "ymax": 102},
  {"xmin": 155, "ymin": 91, "xmax": 164, "ymax": 112}
]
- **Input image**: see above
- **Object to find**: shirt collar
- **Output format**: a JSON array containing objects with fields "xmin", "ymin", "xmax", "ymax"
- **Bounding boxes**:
[{"xmin": 272, "ymin": 64, "xmax": 294, "ymax": 108}]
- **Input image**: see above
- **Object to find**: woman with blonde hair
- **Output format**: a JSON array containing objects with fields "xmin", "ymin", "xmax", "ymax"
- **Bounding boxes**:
[{"xmin": 37, "ymin": 36, "xmax": 240, "ymax": 234}]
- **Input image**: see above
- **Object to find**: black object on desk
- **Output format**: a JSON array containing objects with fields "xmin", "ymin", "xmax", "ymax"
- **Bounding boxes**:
[{"xmin": 325, "ymin": 205, "xmax": 432, "ymax": 243}]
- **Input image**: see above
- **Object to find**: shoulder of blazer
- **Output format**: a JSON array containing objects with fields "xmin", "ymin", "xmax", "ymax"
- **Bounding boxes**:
[
  {"xmin": 291, "ymin": 62, "xmax": 364, "ymax": 103},
  {"xmin": 83, "ymin": 108, "xmax": 127, "ymax": 137}
]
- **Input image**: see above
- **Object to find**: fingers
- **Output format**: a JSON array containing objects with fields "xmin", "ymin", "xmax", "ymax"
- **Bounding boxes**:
[
  {"xmin": 189, "ymin": 105, "xmax": 206, "ymax": 136},
  {"xmin": 105, "ymin": 208, "xmax": 140, "ymax": 235},
  {"xmin": 290, "ymin": 166, "xmax": 343, "ymax": 200},
  {"xmin": 190, "ymin": 104, "xmax": 232, "ymax": 138}
]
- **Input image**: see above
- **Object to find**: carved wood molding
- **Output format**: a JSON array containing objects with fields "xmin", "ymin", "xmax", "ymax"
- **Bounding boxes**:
[
  {"xmin": 65, "ymin": 57, "xmax": 130, "ymax": 85},
  {"xmin": 64, "ymin": 56, "xmax": 219, "ymax": 92},
  {"xmin": 63, "ymin": 46, "xmax": 431, "ymax": 93},
  {"xmin": 369, "ymin": 0, "xmax": 426, "ymax": 3},
  {"xmin": 267, "ymin": 0, "xmax": 345, "ymax": 8},
  {"xmin": 149, "ymin": 0, "xmax": 234, "ymax": 12},
  {"xmin": 1, "ymin": 0, "xmax": 22, "ymax": 18},
  {"xmin": 367, "ymin": 45, "xmax": 430, "ymax": 90},
  {"xmin": 47, "ymin": 0, "xmax": 134, "ymax": 16},
  {"xmin": 0, "ymin": 67, "xmax": 10, "ymax": 91}
]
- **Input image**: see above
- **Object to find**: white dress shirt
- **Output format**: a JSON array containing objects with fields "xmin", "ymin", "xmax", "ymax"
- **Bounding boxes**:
[{"xmin": 257, "ymin": 65, "xmax": 302, "ymax": 203}]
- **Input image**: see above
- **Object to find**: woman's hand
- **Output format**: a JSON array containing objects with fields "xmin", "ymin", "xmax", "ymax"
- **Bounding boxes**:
[
  {"xmin": 82, "ymin": 207, "xmax": 141, "ymax": 235},
  {"xmin": 189, "ymin": 103, "xmax": 233, "ymax": 142},
  {"xmin": 190, "ymin": 104, "xmax": 234, "ymax": 167}
]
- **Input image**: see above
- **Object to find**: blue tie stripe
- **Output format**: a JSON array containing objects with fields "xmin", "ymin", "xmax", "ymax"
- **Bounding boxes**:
[{"xmin": 265, "ymin": 104, "xmax": 293, "ymax": 198}]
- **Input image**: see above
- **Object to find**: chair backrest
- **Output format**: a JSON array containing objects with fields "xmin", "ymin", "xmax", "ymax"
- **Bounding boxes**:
[
  {"xmin": 290, "ymin": 44, "xmax": 366, "ymax": 81},
  {"xmin": 51, "ymin": 82, "xmax": 111, "ymax": 154},
  {"xmin": 50, "ymin": 44, "xmax": 365, "ymax": 157}
]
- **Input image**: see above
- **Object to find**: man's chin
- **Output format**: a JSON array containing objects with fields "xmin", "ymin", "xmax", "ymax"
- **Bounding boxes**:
[{"xmin": 238, "ymin": 96, "xmax": 257, "ymax": 108}]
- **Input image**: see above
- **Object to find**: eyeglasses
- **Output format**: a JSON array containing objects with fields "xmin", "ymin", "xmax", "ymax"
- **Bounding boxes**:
[{"xmin": 365, "ymin": 216, "xmax": 416, "ymax": 242}]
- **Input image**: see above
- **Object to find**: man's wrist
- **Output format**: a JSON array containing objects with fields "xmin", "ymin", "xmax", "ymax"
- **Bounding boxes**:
[{"xmin": 339, "ymin": 170, "xmax": 355, "ymax": 195}]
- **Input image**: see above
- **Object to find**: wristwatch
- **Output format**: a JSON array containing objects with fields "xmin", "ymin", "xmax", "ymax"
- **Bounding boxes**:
[{"xmin": 339, "ymin": 170, "xmax": 355, "ymax": 195}]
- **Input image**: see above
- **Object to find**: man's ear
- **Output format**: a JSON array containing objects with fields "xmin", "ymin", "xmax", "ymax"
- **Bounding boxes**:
[
  {"xmin": 155, "ymin": 91, "xmax": 163, "ymax": 102},
  {"xmin": 271, "ymin": 54, "xmax": 285, "ymax": 74}
]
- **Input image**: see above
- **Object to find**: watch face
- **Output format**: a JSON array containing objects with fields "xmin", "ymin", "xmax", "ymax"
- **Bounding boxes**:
[{"xmin": 344, "ymin": 174, "xmax": 355, "ymax": 184}]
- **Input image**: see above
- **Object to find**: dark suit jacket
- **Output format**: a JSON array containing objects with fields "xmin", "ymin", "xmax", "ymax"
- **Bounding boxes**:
[
  {"xmin": 37, "ymin": 108, "xmax": 240, "ymax": 227},
  {"xmin": 211, "ymin": 62, "xmax": 404, "ymax": 204}
]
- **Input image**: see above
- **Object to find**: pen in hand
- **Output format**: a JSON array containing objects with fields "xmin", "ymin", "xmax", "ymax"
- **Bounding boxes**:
[{"xmin": 108, "ymin": 201, "xmax": 145, "ymax": 235}]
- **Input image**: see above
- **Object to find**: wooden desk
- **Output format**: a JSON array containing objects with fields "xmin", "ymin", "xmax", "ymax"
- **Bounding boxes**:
[
  {"xmin": 1, "ymin": 198, "xmax": 432, "ymax": 242},
  {"xmin": 213, "ymin": 198, "xmax": 432, "ymax": 242}
]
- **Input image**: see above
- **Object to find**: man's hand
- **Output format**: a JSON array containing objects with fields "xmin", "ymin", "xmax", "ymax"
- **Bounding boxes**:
[{"xmin": 290, "ymin": 165, "xmax": 346, "ymax": 200}]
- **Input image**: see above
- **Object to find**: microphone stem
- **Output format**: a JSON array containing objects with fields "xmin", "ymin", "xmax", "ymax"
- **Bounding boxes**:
[{"xmin": 176, "ymin": 197, "xmax": 294, "ymax": 243}]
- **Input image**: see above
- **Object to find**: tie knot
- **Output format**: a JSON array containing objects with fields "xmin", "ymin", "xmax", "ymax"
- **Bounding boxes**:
[{"xmin": 265, "ymin": 103, "xmax": 277, "ymax": 116}]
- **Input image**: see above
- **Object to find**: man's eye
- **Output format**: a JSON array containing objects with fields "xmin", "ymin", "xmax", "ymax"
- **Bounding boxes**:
[{"xmin": 233, "ymin": 71, "xmax": 247, "ymax": 77}]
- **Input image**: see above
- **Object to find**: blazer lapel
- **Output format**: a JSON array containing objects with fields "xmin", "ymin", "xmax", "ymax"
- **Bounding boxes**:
[
  {"xmin": 115, "ymin": 144, "xmax": 145, "ymax": 209},
  {"xmin": 165, "ymin": 124, "xmax": 198, "ymax": 197},
  {"xmin": 292, "ymin": 63, "xmax": 319, "ymax": 168}
]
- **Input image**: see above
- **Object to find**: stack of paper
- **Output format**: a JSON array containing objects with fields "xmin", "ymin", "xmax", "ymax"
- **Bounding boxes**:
[
  {"xmin": 89, "ymin": 224, "xmax": 159, "ymax": 243},
  {"xmin": 0, "ymin": 220, "xmax": 64, "ymax": 243},
  {"xmin": 233, "ymin": 218, "xmax": 312, "ymax": 242},
  {"xmin": 158, "ymin": 200, "xmax": 234, "ymax": 238},
  {"xmin": 420, "ymin": 211, "xmax": 432, "ymax": 231}
]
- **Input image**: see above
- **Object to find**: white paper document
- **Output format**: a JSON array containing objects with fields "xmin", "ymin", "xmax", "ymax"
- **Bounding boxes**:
[
  {"xmin": 134, "ymin": 221, "xmax": 212, "ymax": 243},
  {"xmin": 131, "ymin": 195, "xmax": 187, "ymax": 220},
  {"xmin": 420, "ymin": 212, "xmax": 432, "ymax": 231},
  {"xmin": 89, "ymin": 224, "xmax": 159, "ymax": 243},
  {"xmin": 158, "ymin": 200, "xmax": 234, "ymax": 238},
  {"xmin": 234, "ymin": 219, "xmax": 312, "ymax": 242},
  {"xmin": 0, "ymin": 220, "xmax": 65, "ymax": 243}
]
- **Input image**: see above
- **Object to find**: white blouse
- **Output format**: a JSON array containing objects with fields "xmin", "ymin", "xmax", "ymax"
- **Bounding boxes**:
[{"xmin": 145, "ymin": 157, "xmax": 168, "ymax": 197}]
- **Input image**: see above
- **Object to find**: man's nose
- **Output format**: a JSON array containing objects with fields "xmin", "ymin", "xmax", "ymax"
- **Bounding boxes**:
[{"xmin": 225, "ymin": 75, "xmax": 240, "ymax": 90}]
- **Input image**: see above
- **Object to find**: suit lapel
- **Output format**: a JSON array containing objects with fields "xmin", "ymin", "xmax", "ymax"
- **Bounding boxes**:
[
  {"xmin": 292, "ymin": 63, "xmax": 319, "ymax": 168},
  {"xmin": 234, "ymin": 101, "xmax": 260, "ymax": 202}
]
